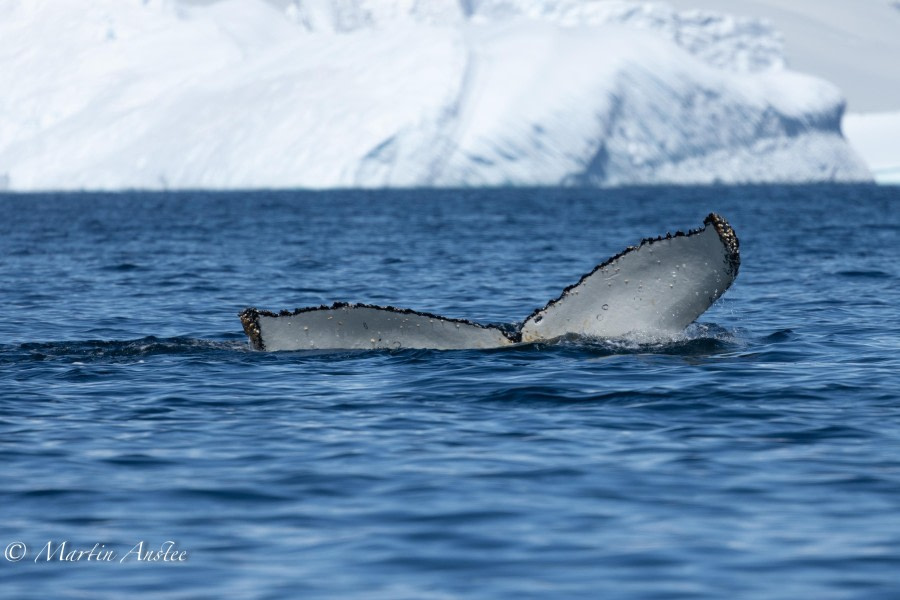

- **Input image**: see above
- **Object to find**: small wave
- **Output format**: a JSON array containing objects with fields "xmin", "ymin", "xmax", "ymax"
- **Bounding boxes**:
[
  {"xmin": 537, "ymin": 322, "xmax": 740, "ymax": 355},
  {"xmin": 99, "ymin": 262, "xmax": 145, "ymax": 272},
  {"xmin": 761, "ymin": 329, "xmax": 794, "ymax": 343},
  {"xmin": 834, "ymin": 269, "xmax": 892, "ymax": 279},
  {"xmin": 15, "ymin": 336, "xmax": 248, "ymax": 362}
]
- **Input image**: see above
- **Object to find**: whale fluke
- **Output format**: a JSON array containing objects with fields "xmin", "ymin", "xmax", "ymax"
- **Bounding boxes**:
[
  {"xmin": 521, "ymin": 213, "xmax": 739, "ymax": 342},
  {"xmin": 240, "ymin": 214, "xmax": 739, "ymax": 351},
  {"xmin": 239, "ymin": 303, "xmax": 515, "ymax": 352}
]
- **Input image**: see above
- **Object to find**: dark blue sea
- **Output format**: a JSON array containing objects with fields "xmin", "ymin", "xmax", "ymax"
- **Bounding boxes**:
[{"xmin": 1, "ymin": 186, "xmax": 898, "ymax": 599}]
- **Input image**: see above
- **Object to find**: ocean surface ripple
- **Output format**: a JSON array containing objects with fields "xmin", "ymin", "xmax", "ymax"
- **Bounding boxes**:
[{"xmin": 1, "ymin": 186, "xmax": 898, "ymax": 599}]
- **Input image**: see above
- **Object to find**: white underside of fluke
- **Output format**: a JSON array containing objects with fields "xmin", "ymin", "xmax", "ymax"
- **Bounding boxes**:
[
  {"xmin": 240, "ymin": 214, "xmax": 739, "ymax": 351},
  {"xmin": 256, "ymin": 305, "xmax": 514, "ymax": 351}
]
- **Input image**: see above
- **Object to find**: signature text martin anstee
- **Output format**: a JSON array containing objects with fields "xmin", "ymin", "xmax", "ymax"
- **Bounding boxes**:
[{"xmin": 31, "ymin": 540, "xmax": 188, "ymax": 564}]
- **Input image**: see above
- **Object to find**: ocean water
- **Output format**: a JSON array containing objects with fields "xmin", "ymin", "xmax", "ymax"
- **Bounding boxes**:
[{"xmin": 1, "ymin": 186, "xmax": 898, "ymax": 599}]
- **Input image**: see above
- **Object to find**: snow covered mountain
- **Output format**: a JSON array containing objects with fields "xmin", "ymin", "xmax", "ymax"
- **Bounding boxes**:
[{"xmin": 0, "ymin": 0, "xmax": 871, "ymax": 190}]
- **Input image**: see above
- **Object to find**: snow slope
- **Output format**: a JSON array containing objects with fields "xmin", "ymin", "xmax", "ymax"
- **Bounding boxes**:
[
  {"xmin": 662, "ymin": 0, "xmax": 900, "ymax": 113},
  {"xmin": 665, "ymin": 0, "xmax": 900, "ymax": 184},
  {"xmin": 0, "ymin": 0, "xmax": 870, "ymax": 191}
]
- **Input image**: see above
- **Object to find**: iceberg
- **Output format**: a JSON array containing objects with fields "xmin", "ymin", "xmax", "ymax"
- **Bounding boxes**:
[
  {"xmin": 0, "ymin": 0, "xmax": 870, "ymax": 190},
  {"xmin": 843, "ymin": 111, "xmax": 900, "ymax": 185},
  {"xmin": 664, "ymin": 0, "xmax": 900, "ymax": 185}
]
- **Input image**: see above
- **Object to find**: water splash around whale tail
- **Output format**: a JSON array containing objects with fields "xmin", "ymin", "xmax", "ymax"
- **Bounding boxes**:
[{"xmin": 239, "ymin": 214, "xmax": 739, "ymax": 351}]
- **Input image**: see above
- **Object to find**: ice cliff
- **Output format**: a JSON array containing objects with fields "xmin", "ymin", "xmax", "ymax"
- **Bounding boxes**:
[{"xmin": 0, "ymin": 0, "xmax": 871, "ymax": 190}]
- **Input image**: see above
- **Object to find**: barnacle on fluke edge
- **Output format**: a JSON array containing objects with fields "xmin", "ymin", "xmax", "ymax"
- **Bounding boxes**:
[
  {"xmin": 704, "ymin": 212, "xmax": 740, "ymax": 276},
  {"xmin": 240, "ymin": 214, "xmax": 740, "ymax": 351},
  {"xmin": 239, "ymin": 308, "xmax": 264, "ymax": 351}
]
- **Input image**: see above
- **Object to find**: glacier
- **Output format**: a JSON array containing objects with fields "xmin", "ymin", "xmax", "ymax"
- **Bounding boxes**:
[{"xmin": 0, "ymin": 0, "xmax": 871, "ymax": 191}]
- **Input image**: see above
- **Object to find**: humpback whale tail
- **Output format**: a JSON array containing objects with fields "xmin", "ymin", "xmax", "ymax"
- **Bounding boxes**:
[{"xmin": 240, "ymin": 214, "xmax": 739, "ymax": 351}]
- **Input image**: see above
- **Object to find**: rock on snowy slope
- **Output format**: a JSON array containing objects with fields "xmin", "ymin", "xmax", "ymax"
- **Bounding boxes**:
[{"xmin": 0, "ymin": 0, "xmax": 871, "ymax": 190}]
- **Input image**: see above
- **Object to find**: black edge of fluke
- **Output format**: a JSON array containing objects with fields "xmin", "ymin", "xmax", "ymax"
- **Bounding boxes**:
[
  {"xmin": 239, "ymin": 308, "xmax": 265, "ymax": 351},
  {"xmin": 521, "ymin": 213, "xmax": 740, "ymax": 327}
]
